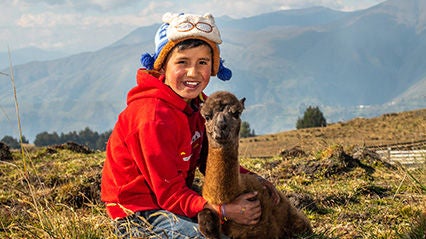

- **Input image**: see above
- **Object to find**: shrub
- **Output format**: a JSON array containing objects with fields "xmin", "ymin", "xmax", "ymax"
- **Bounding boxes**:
[
  {"xmin": 296, "ymin": 106, "xmax": 327, "ymax": 129},
  {"xmin": 240, "ymin": 121, "xmax": 255, "ymax": 138}
]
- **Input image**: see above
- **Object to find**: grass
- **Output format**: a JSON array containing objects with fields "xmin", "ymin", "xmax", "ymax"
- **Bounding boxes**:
[
  {"xmin": 0, "ymin": 141, "xmax": 424, "ymax": 238},
  {"xmin": 0, "ymin": 148, "xmax": 114, "ymax": 238},
  {"xmin": 239, "ymin": 109, "xmax": 426, "ymax": 158},
  {"xmin": 1, "ymin": 103, "xmax": 425, "ymax": 239},
  {"xmin": 239, "ymin": 145, "xmax": 425, "ymax": 238},
  {"xmin": 1, "ymin": 57, "xmax": 425, "ymax": 237}
]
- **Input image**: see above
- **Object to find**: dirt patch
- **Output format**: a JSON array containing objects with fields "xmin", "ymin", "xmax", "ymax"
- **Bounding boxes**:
[
  {"xmin": 50, "ymin": 142, "xmax": 93, "ymax": 154},
  {"xmin": 318, "ymin": 193, "xmax": 360, "ymax": 207},
  {"xmin": 285, "ymin": 192, "xmax": 320, "ymax": 213},
  {"xmin": 0, "ymin": 142, "xmax": 13, "ymax": 161},
  {"xmin": 352, "ymin": 146, "xmax": 395, "ymax": 169},
  {"xmin": 354, "ymin": 184, "xmax": 391, "ymax": 198},
  {"xmin": 280, "ymin": 146, "xmax": 307, "ymax": 159},
  {"xmin": 280, "ymin": 145, "xmax": 377, "ymax": 179}
]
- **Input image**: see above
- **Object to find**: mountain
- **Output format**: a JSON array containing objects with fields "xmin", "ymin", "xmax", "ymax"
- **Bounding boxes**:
[
  {"xmin": 214, "ymin": 0, "xmax": 426, "ymax": 132},
  {"xmin": 1, "ymin": 0, "xmax": 425, "ymax": 142},
  {"xmin": 0, "ymin": 47, "xmax": 69, "ymax": 70}
]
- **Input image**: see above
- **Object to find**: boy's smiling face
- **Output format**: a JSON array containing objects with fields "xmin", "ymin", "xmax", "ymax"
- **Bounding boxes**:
[{"xmin": 163, "ymin": 44, "xmax": 212, "ymax": 101}]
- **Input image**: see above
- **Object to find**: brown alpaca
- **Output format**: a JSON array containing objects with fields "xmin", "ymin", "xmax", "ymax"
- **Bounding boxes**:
[{"xmin": 198, "ymin": 91, "xmax": 312, "ymax": 239}]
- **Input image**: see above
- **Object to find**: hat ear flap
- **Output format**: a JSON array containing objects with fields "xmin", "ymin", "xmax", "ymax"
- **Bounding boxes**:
[
  {"xmin": 217, "ymin": 59, "xmax": 232, "ymax": 81},
  {"xmin": 163, "ymin": 12, "xmax": 180, "ymax": 23},
  {"xmin": 140, "ymin": 53, "xmax": 155, "ymax": 70},
  {"xmin": 203, "ymin": 13, "xmax": 215, "ymax": 23}
]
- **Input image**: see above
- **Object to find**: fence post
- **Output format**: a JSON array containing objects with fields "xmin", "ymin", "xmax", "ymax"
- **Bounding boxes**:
[{"xmin": 387, "ymin": 147, "xmax": 391, "ymax": 162}]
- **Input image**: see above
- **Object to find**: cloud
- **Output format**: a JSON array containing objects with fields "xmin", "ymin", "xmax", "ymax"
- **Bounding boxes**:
[
  {"xmin": 17, "ymin": 0, "xmax": 140, "ymax": 11},
  {"xmin": 17, "ymin": 12, "xmax": 74, "ymax": 28},
  {"xmin": 16, "ymin": 12, "xmax": 140, "ymax": 28},
  {"xmin": 1, "ymin": 0, "xmax": 387, "ymax": 53},
  {"xmin": 156, "ymin": 0, "xmax": 284, "ymax": 18},
  {"xmin": 86, "ymin": 0, "xmax": 139, "ymax": 10}
]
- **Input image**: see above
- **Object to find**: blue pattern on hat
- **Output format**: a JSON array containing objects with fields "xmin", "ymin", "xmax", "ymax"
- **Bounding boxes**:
[
  {"xmin": 154, "ymin": 23, "xmax": 169, "ymax": 57},
  {"xmin": 141, "ymin": 22, "xmax": 170, "ymax": 70}
]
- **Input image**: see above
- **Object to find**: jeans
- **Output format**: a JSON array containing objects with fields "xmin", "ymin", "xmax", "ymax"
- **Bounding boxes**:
[{"xmin": 114, "ymin": 210, "xmax": 230, "ymax": 239}]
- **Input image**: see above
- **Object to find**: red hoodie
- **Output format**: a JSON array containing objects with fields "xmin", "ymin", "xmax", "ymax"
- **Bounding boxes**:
[
  {"xmin": 101, "ymin": 69, "xmax": 252, "ymax": 220},
  {"xmin": 101, "ymin": 69, "xmax": 209, "ymax": 219}
]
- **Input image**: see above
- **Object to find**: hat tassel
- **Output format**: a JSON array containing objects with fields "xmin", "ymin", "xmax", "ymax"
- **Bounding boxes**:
[
  {"xmin": 140, "ymin": 53, "xmax": 155, "ymax": 70},
  {"xmin": 217, "ymin": 59, "xmax": 232, "ymax": 81}
]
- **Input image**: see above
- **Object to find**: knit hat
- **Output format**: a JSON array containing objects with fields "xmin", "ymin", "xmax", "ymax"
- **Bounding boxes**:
[{"xmin": 140, "ymin": 12, "xmax": 232, "ymax": 81}]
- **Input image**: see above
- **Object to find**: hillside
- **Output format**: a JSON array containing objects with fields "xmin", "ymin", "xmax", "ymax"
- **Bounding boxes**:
[
  {"xmin": 1, "ymin": 0, "xmax": 426, "ymax": 141},
  {"xmin": 240, "ymin": 108, "xmax": 426, "ymax": 158},
  {"xmin": 0, "ymin": 47, "xmax": 69, "ymax": 70},
  {"xmin": 0, "ymin": 108, "xmax": 425, "ymax": 238}
]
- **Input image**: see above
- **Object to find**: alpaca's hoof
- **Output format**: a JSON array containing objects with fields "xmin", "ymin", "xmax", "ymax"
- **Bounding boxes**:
[{"xmin": 198, "ymin": 208, "xmax": 221, "ymax": 239}]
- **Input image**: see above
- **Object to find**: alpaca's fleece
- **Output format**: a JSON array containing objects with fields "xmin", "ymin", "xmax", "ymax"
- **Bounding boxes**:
[
  {"xmin": 221, "ymin": 174, "xmax": 312, "ymax": 238},
  {"xmin": 199, "ymin": 91, "xmax": 312, "ymax": 239}
]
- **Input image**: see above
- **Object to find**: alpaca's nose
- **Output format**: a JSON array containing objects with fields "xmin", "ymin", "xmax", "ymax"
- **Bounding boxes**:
[
  {"xmin": 216, "ymin": 113, "xmax": 227, "ymax": 129},
  {"xmin": 213, "ymin": 112, "xmax": 230, "ymax": 140}
]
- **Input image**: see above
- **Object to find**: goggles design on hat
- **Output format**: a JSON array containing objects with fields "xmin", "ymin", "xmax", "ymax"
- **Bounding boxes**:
[{"xmin": 175, "ymin": 21, "xmax": 214, "ymax": 33}]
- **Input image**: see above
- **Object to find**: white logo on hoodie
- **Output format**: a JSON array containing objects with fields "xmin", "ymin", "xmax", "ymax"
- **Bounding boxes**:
[
  {"xmin": 181, "ymin": 131, "xmax": 201, "ymax": 162},
  {"xmin": 192, "ymin": 131, "xmax": 201, "ymax": 144}
]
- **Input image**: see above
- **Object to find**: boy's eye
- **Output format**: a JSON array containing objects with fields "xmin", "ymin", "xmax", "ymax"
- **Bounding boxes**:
[{"xmin": 199, "ymin": 60, "xmax": 208, "ymax": 65}]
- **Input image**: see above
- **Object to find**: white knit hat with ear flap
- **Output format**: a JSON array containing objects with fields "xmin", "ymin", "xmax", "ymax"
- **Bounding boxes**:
[{"xmin": 140, "ymin": 12, "xmax": 232, "ymax": 81}]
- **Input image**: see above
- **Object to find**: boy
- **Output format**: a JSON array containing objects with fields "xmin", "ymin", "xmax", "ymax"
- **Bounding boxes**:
[{"xmin": 101, "ymin": 12, "xmax": 278, "ymax": 238}]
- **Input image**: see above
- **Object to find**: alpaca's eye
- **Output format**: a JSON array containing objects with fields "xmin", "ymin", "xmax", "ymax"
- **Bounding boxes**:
[
  {"xmin": 231, "ymin": 111, "xmax": 241, "ymax": 119},
  {"xmin": 219, "ymin": 103, "xmax": 226, "ymax": 112},
  {"xmin": 204, "ymin": 114, "xmax": 212, "ymax": 121}
]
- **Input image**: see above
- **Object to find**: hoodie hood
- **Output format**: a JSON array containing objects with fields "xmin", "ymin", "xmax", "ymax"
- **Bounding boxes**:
[{"xmin": 127, "ymin": 69, "xmax": 205, "ymax": 115}]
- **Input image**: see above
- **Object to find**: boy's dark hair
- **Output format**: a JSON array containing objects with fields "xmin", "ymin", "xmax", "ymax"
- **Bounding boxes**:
[
  {"xmin": 175, "ymin": 39, "xmax": 212, "ymax": 52},
  {"xmin": 164, "ymin": 39, "xmax": 214, "ymax": 69}
]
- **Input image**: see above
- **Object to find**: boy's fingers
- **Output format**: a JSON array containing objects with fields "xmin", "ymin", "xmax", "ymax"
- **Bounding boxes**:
[{"xmin": 244, "ymin": 191, "xmax": 258, "ymax": 200}]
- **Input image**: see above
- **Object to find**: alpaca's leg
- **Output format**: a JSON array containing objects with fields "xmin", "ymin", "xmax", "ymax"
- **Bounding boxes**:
[{"xmin": 198, "ymin": 208, "xmax": 221, "ymax": 239}]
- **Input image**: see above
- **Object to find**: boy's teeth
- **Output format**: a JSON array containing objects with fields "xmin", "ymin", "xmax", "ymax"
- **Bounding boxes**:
[{"xmin": 186, "ymin": 81, "xmax": 198, "ymax": 86}]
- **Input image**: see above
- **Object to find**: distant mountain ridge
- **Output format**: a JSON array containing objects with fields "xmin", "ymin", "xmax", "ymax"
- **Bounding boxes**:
[
  {"xmin": 0, "ymin": 47, "xmax": 69, "ymax": 70},
  {"xmin": 1, "ymin": 0, "xmax": 425, "ymax": 141}
]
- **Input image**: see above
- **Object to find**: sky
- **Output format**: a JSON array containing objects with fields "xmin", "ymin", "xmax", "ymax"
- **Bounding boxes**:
[{"xmin": 1, "ymin": 0, "xmax": 387, "ymax": 54}]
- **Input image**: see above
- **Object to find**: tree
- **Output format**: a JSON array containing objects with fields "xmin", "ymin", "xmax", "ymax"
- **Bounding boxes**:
[
  {"xmin": 1, "ymin": 135, "xmax": 29, "ymax": 149},
  {"xmin": 33, "ymin": 128, "xmax": 112, "ymax": 150},
  {"xmin": 78, "ymin": 127, "xmax": 99, "ymax": 149},
  {"xmin": 61, "ymin": 131, "xmax": 79, "ymax": 144},
  {"xmin": 296, "ymin": 106, "xmax": 327, "ymax": 129},
  {"xmin": 240, "ymin": 121, "xmax": 255, "ymax": 138},
  {"xmin": 34, "ymin": 131, "xmax": 60, "ymax": 146},
  {"xmin": 96, "ymin": 130, "xmax": 112, "ymax": 151}
]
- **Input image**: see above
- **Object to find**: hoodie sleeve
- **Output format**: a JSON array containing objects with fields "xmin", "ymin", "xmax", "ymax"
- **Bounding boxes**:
[{"xmin": 126, "ymin": 118, "xmax": 206, "ymax": 218}]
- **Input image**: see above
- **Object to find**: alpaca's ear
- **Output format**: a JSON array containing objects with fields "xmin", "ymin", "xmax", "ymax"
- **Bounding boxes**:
[{"xmin": 240, "ymin": 97, "xmax": 246, "ymax": 108}]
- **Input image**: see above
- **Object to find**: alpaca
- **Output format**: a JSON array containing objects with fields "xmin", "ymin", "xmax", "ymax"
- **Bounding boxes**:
[{"xmin": 198, "ymin": 91, "xmax": 312, "ymax": 239}]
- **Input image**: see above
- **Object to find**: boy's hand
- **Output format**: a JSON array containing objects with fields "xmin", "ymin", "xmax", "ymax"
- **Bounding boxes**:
[
  {"xmin": 257, "ymin": 176, "xmax": 281, "ymax": 205},
  {"xmin": 224, "ymin": 191, "xmax": 261, "ymax": 225}
]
